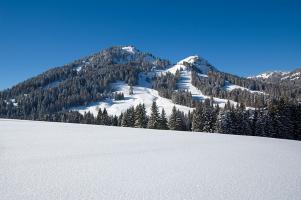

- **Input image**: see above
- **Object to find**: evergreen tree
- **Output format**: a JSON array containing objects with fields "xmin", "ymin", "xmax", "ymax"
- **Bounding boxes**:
[
  {"xmin": 192, "ymin": 103, "xmax": 203, "ymax": 132},
  {"xmin": 112, "ymin": 115, "xmax": 118, "ymax": 126},
  {"xmin": 159, "ymin": 108, "xmax": 169, "ymax": 130},
  {"xmin": 134, "ymin": 104, "xmax": 148, "ymax": 128},
  {"xmin": 83, "ymin": 111, "xmax": 95, "ymax": 124},
  {"xmin": 203, "ymin": 105, "xmax": 214, "ymax": 133},
  {"xmin": 102, "ymin": 108, "xmax": 110, "ymax": 125},
  {"xmin": 121, "ymin": 110, "xmax": 129, "ymax": 127},
  {"xmin": 168, "ymin": 106, "xmax": 183, "ymax": 130},
  {"xmin": 118, "ymin": 113, "xmax": 123, "ymax": 126},
  {"xmin": 148, "ymin": 101, "xmax": 160, "ymax": 129}
]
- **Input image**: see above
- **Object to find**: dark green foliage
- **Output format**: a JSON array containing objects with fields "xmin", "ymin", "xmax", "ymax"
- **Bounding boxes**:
[
  {"xmin": 114, "ymin": 92, "xmax": 124, "ymax": 100},
  {"xmin": 159, "ymin": 108, "xmax": 169, "ymax": 130},
  {"xmin": 148, "ymin": 101, "xmax": 160, "ymax": 129},
  {"xmin": 121, "ymin": 106, "xmax": 135, "ymax": 127},
  {"xmin": 168, "ymin": 106, "xmax": 184, "ymax": 131},
  {"xmin": 134, "ymin": 104, "xmax": 148, "ymax": 128}
]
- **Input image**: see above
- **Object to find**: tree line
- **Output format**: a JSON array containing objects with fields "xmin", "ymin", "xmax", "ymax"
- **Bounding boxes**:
[{"xmin": 4, "ymin": 98, "xmax": 298, "ymax": 141}]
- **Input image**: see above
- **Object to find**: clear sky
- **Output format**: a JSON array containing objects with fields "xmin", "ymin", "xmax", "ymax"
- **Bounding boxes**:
[{"xmin": 0, "ymin": 0, "xmax": 300, "ymax": 90}]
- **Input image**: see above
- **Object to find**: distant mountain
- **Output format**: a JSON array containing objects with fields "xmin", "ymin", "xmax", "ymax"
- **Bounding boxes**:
[
  {"xmin": 249, "ymin": 69, "xmax": 301, "ymax": 83},
  {"xmin": 248, "ymin": 71, "xmax": 289, "ymax": 81}
]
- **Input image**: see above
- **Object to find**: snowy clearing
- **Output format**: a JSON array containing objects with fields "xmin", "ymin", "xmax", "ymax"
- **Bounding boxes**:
[
  {"xmin": 72, "ymin": 79, "xmax": 193, "ymax": 116},
  {"xmin": 223, "ymin": 81, "xmax": 265, "ymax": 94},
  {"xmin": 1, "ymin": 119, "xmax": 301, "ymax": 200}
]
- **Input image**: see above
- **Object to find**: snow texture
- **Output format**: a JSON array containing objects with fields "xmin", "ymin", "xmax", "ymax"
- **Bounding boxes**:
[
  {"xmin": 281, "ymin": 72, "xmax": 300, "ymax": 81},
  {"xmin": 223, "ymin": 81, "xmax": 265, "ymax": 94},
  {"xmin": 248, "ymin": 71, "xmax": 289, "ymax": 80},
  {"xmin": 121, "ymin": 46, "xmax": 137, "ymax": 54},
  {"xmin": 1, "ymin": 119, "xmax": 301, "ymax": 200},
  {"xmin": 72, "ymin": 73, "xmax": 193, "ymax": 117},
  {"xmin": 166, "ymin": 55, "xmax": 215, "ymax": 75}
]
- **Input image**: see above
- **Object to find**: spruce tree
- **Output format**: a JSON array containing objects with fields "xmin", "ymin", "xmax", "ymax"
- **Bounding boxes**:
[
  {"xmin": 127, "ymin": 106, "xmax": 135, "ymax": 127},
  {"xmin": 148, "ymin": 101, "xmax": 160, "ymax": 129},
  {"xmin": 168, "ymin": 106, "xmax": 183, "ymax": 130},
  {"xmin": 192, "ymin": 104, "xmax": 203, "ymax": 132},
  {"xmin": 83, "ymin": 111, "xmax": 95, "ymax": 124},
  {"xmin": 134, "ymin": 104, "xmax": 147, "ymax": 128},
  {"xmin": 160, "ymin": 108, "xmax": 169, "ymax": 130},
  {"xmin": 102, "ymin": 108, "xmax": 110, "ymax": 125},
  {"xmin": 112, "ymin": 115, "xmax": 118, "ymax": 126},
  {"xmin": 96, "ymin": 108, "xmax": 103, "ymax": 125}
]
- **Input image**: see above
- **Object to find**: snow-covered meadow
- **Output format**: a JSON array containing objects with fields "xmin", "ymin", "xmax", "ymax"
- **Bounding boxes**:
[{"xmin": 1, "ymin": 119, "xmax": 301, "ymax": 200}]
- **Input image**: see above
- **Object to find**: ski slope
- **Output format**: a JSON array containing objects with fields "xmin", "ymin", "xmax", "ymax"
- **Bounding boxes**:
[
  {"xmin": 165, "ymin": 58, "xmax": 237, "ymax": 107},
  {"xmin": 176, "ymin": 70, "xmax": 237, "ymax": 106},
  {"xmin": 1, "ymin": 119, "xmax": 301, "ymax": 200}
]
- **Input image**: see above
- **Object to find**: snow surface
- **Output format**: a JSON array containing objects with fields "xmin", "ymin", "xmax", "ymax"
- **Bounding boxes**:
[
  {"xmin": 4, "ymin": 99, "xmax": 18, "ymax": 107},
  {"xmin": 76, "ymin": 66, "xmax": 82, "ymax": 72},
  {"xmin": 121, "ymin": 46, "xmax": 137, "ymax": 54},
  {"xmin": 168, "ymin": 55, "xmax": 215, "ymax": 75},
  {"xmin": 224, "ymin": 81, "xmax": 265, "ymax": 94},
  {"xmin": 281, "ymin": 72, "xmax": 300, "ymax": 81},
  {"xmin": 72, "ymin": 73, "xmax": 193, "ymax": 116},
  {"xmin": 248, "ymin": 71, "xmax": 289, "ymax": 80},
  {"xmin": 1, "ymin": 119, "xmax": 301, "ymax": 200}
]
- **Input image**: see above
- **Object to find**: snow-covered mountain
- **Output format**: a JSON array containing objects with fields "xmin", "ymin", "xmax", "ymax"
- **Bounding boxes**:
[
  {"xmin": 249, "ymin": 69, "xmax": 301, "ymax": 82},
  {"xmin": 1, "ymin": 45, "xmax": 300, "ymax": 121},
  {"xmin": 176, "ymin": 55, "xmax": 217, "ymax": 74},
  {"xmin": 72, "ymin": 54, "xmax": 239, "ymax": 117},
  {"xmin": 249, "ymin": 71, "xmax": 288, "ymax": 80}
]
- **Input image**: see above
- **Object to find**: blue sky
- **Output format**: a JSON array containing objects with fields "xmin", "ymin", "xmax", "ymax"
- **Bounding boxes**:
[{"xmin": 0, "ymin": 0, "xmax": 300, "ymax": 90}]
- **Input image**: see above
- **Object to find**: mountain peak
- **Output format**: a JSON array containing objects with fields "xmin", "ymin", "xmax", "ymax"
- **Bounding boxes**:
[
  {"xmin": 121, "ymin": 46, "xmax": 137, "ymax": 54},
  {"xmin": 177, "ymin": 55, "xmax": 200, "ymax": 65},
  {"xmin": 177, "ymin": 55, "xmax": 217, "ymax": 74}
]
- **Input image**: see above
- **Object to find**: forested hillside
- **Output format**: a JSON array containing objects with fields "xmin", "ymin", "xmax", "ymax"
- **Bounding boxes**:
[{"xmin": 0, "ymin": 46, "xmax": 300, "ymax": 140}]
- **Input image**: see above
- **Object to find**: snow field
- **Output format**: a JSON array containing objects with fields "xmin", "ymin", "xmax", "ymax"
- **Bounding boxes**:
[{"xmin": 1, "ymin": 119, "xmax": 301, "ymax": 200}]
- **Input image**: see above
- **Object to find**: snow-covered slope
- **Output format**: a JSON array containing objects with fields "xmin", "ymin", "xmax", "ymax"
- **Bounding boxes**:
[
  {"xmin": 176, "ymin": 70, "xmax": 237, "ymax": 106},
  {"xmin": 72, "ymin": 73, "xmax": 193, "ymax": 116},
  {"xmin": 223, "ymin": 81, "xmax": 265, "ymax": 94},
  {"xmin": 163, "ymin": 56, "xmax": 238, "ymax": 106},
  {"xmin": 1, "ymin": 119, "xmax": 301, "ymax": 200},
  {"xmin": 281, "ymin": 71, "xmax": 301, "ymax": 81},
  {"xmin": 72, "ymin": 55, "xmax": 234, "ymax": 116},
  {"xmin": 249, "ymin": 69, "xmax": 301, "ymax": 83},
  {"xmin": 253, "ymin": 71, "xmax": 289, "ymax": 79},
  {"xmin": 166, "ymin": 55, "xmax": 216, "ymax": 75},
  {"xmin": 248, "ymin": 71, "xmax": 289, "ymax": 81},
  {"xmin": 72, "ymin": 55, "xmax": 257, "ymax": 116}
]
